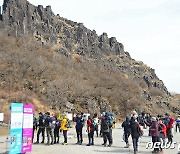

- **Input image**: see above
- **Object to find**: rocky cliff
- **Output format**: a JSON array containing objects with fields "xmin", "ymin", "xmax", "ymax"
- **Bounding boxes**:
[{"xmin": 0, "ymin": 0, "xmax": 179, "ymax": 118}]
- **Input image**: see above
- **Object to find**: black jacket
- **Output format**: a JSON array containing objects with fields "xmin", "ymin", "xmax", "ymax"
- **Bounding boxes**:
[
  {"xmin": 130, "ymin": 118, "xmax": 140, "ymax": 139},
  {"xmin": 38, "ymin": 115, "xmax": 45, "ymax": 128},
  {"xmin": 122, "ymin": 116, "xmax": 131, "ymax": 134}
]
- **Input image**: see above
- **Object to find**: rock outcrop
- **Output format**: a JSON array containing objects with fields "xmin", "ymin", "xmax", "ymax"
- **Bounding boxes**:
[{"xmin": 0, "ymin": 0, "xmax": 175, "ymax": 116}]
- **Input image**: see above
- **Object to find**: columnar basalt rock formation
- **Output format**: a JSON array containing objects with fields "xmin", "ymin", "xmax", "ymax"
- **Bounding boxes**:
[{"xmin": 0, "ymin": 0, "xmax": 176, "ymax": 116}]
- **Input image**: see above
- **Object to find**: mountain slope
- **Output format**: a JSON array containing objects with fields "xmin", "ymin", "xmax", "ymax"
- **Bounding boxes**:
[{"xmin": 0, "ymin": 0, "xmax": 179, "ymax": 121}]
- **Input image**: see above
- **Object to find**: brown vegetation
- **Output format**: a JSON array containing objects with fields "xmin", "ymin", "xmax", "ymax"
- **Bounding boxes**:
[{"xmin": 0, "ymin": 35, "xmax": 147, "ymax": 121}]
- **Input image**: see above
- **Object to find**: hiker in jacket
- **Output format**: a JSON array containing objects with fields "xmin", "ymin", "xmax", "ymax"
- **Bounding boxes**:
[
  {"xmin": 54, "ymin": 116, "xmax": 61, "ymax": 144},
  {"xmin": 75, "ymin": 113, "xmax": 84, "ymax": 144},
  {"xmin": 45, "ymin": 112, "xmax": 54, "ymax": 145},
  {"xmin": 93, "ymin": 113, "xmax": 99, "ymax": 137},
  {"xmin": 158, "ymin": 118, "xmax": 167, "ymax": 152},
  {"xmin": 86, "ymin": 116, "xmax": 95, "ymax": 146},
  {"xmin": 60, "ymin": 115, "xmax": 68, "ymax": 145},
  {"xmin": 165, "ymin": 113, "xmax": 175, "ymax": 143},
  {"xmin": 122, "ymin": 116, "xmax": 131, "ymax": 148},
  {"xmin": 175, "ymin": 115, "xmax": 180, "ymax": 132},
  {"xmin": 32, "ymin": 114, "xmax": 38, "ymax": 143},
  {"xmin": 35, "ymin": 112, "xmax": 45, "ymax": 144},
  {"xmin": 101, "ymin": 114, "xmax": 112, "ymax": 147},
  {"xmin": 130, "ymin": 117, "xmax": 140, "ymax": 154},
  {"xmin": 150, "ymin": 117, "xmax": 160, "ymax": 153}
]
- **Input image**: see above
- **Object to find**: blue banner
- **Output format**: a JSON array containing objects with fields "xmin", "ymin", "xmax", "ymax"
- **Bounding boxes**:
[{"xmin": 9, "ymin": 103, "xmax": 23, "ymax": 154}]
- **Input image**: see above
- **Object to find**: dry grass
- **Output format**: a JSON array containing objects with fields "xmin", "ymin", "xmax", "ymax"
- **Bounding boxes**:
[
  {"xmin": 0, "ymin": 35, "xmax": 178, "ymax": 120},
  {"xmin": 0, "ymin": 127, "xmax": 9, "ymax": 136}
]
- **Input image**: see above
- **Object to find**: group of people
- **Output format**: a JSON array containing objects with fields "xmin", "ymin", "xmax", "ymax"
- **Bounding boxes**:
[
  {"xmin": 32, "ymin": 110, "xmax": 179, "ymax": 153},
  {"xmin": 33, "ymin": 111, "xmax": 116, "ymax": 147},
  {"xmin": 122, "ymin": 111, "xmax": 180, "ymax": 154},
  {"xmin": 33, "ymin": 112, "xmax": 69, "ymax": 145}
]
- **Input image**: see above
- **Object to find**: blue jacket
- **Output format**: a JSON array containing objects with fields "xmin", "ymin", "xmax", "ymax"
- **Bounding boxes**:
[{"xmin": 75, "ymin": 117, "xmax": 84, "ymax": 129}]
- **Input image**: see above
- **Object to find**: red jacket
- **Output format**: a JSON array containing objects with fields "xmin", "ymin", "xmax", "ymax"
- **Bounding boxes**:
[
  {"xmin": 167, "ymin": 118, "xmax": 175, "ymax": 129},
  {"xmin": 87, "ymin": 119, "xmax": 93, "ymax": 132},
  {"xmin": 162, "ymin": 125, "xmax": 167, "ymax": 138}
]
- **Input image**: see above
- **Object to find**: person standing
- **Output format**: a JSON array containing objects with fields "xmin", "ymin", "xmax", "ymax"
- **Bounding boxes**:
[
  {"xmin": 35, "ymin": 112, "xmax": 45, "ymax": 144},
  {"xmin": 32, "ymin": 114, "xmax": 38, "ymax": 143},
  {"xmin": 158, "ymin": 118, "xmax": 167, "ymax": 152},
  {"xmin": 164, "ymin": 113, "xmax": 175, "ymax": 144},
  {"xmin": 61, "ymin": 115, "xmax": 68, "ymax": 145},
  {"xmin": 122, "ymin": 116, "xmax": 131, "ymax": 148},
  {"xmin": 86, "ymin": 116, "xmax": 95, "ymax": 146},
  {"xmin": 101, "ymin": 114, "xmax": 112, "ymax": 147},
  {"xmin": 45, "ymin": 112, "xmax": 54, "ymax": 145},
  {"xmin": 176, "ymin": 115, "xmax": 180, "ymax": 132},
  {"xmin": 93, "ymin": 113, "xmax": 99, "ymax": 137},
  {"xmin": 54, "ymin": 116, "xmax": 61, "ymax": 144},
  {"xmin": 150, "ymin": 117, "xmax": 160, "ymax": 153},
  {"xmin": 75, "ymin": 113, "xmax": 84, "ymax": 144},
  {"xmin": 130, "ymin": 117, "xmax": 141, "ymax": 154}
]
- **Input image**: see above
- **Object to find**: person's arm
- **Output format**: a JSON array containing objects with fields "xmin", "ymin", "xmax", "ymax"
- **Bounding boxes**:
[{"xmin": 122, "ymin": 122, "xmax": 124, "ymax": 128}]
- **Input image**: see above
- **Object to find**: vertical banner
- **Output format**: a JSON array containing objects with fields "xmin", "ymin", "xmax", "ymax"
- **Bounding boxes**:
[
  {"xmin": 9, "ymin": 103, "xmax": 23, "ymax": 154},
  {"xmin": 21, "ymin": 104, "xmax": 34, "ymax": 153}
]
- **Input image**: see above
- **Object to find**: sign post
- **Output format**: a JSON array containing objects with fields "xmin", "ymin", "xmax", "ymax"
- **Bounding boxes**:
[
  {"xmin": 0, "ymin": 113, "xmax": 4, "ymax": 121},
  {"xmin": 9, "ymin": 103, "xmax": 23, "ymax": 154},
  {"xmin": 21, "ymin": 104, "xmax": 34, "ymax": 153}
]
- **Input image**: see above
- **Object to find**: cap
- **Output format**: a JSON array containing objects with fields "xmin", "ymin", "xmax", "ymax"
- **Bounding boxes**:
[
  {"xmin": 165, "ymin": 113, "xmax": 170, "ymax": 117},
  {"xmin": 151, "ymin": 117, "xmax": 156, "ymax": 121},
  {"xmin": 45, "ymin": 112, "xmax": 50, "ymax": 116}
]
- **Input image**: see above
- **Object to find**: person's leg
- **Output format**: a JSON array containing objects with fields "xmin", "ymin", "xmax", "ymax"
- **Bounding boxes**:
[
  {"xmin": 107, "ymin": 132, "xmax": 112, "ymax": 146},
  {"xmin": 36, "ymin": 128, "xmax": 41, "ymax": 143},
  {"xmin": 76, "ymin": 128, "xmax": 80, "ymax": 143},
  {"xmin": 170, "ymin": 128, "xmax": 173, "ymax": 143},
  {"xmin": 176, "ymin": 124, "xmax": 178, "ymax": 132},
  {"xmin": 91, "ymin": 131, "xmax": 94, "ymax": 145},
  {"xmin": 132, "ymin": 138, "xmax": 136, "ymax": 152},
  {"xmin": 136, "ymin": 138, "xmax": 139, "ymax": 151},
  {"xmin": 63, "ymin": 130, "xmax": 67, "ymax": 143},
  {"xmin": 96, "ymin": 125, "xmax": 99, "ymax": 137},
  {"xmin": 32, "ymin": 126, "xmax": 35, "ymax": 142},
  {"xmin": 42, "ymin": 128, "xmax": 45, "ymax": 143},
  {"xmin": 54, "ymin": 129, "xmax": 57, "ymax": 143},
  {"xmin": 46, "ymin": 128, "xmax": 50, "ymax": 145},
  {"xmin": 103, "ymin": 132, "xmax": 107, "ymax": 146},
  {"xmin": 153, "ymin": 136, "xmax": 160, "ymax": 152},
  {"xmin": 57, "ymin": 129, "xmax": 60, "ymax": 143},
  {"xmin": 109, "ymin": 129, "xmax": 113, "ymax": 144},
  {"xmin": 167, "ymin": 128, "xmax": 171, "ymax": 143},
  {"xmin": 125, "ymin": 133, "xmax": 128, "ymax": 144},
  {"xmin": 49, "ymin": 129, "xmax": 53, "ymax": 144},
  {"xmin": 80, "ymin": 128, "xmax": 83, "ymax": 143}
]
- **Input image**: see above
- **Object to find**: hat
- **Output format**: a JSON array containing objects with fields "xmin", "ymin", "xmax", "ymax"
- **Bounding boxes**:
[
  {"xmin": 151, "ymin": 117, "xmax": 156, "ymax": 121},
  {"xmin": 105, "ymin": 113, "xmax": 108, "ymax": 117},
  {"xmin": 165, "ymin": 113, "xmax": 170, "ymax": 117},
  {"xmin": 45, "ymin": 112, "xmax": 50, "ymax": 116}
]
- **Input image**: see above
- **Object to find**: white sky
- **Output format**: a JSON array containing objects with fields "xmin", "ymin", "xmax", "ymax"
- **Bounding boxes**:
[{"xmin": 0, "ymin": 0, "xmax": 180, "ymax": 93}]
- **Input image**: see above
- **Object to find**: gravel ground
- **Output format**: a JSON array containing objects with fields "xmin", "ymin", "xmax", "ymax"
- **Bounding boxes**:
[{"xmin": 0, "ymin": 124, "xmax": 180, "ymax": 154}]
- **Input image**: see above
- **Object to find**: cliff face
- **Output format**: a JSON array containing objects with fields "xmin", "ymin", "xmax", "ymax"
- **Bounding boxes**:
[
  {"xmin": 0, "ymin": 0, "xmax": 125, "ymax": 58},
  {"xmin": 0, "ymin": 0, "xmax": 178, "ymax": 117}
]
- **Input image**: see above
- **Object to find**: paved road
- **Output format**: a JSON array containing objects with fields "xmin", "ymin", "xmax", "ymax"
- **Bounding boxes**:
[{"xmin": 0, "ymin": 124, "xmax": 180, "ymax": 154}]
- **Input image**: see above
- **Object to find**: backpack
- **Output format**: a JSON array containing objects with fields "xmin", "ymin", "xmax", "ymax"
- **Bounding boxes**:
[
  {"xmin": 137, "ymin": 123, "xmax": 144, "ymax": 137},
  {"xmin": 90, "ymin": 119, "xmax": 96, "ymax": 130},
  {"xmin": 103, "ymin": 120, "xmax": 110, "ymax": 131},
  {"xmin": 49, "ymin": 118, "xmax": 56, "ymax": 129},
  {"xmin": 65, "ymin": 119, "xmax": 71, "ymax": 128}
]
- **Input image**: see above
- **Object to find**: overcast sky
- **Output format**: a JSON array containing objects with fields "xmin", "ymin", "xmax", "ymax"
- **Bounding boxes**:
[{"xmin": 0, "ymin": 0, "xmax": 180, "ymax": 93}]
